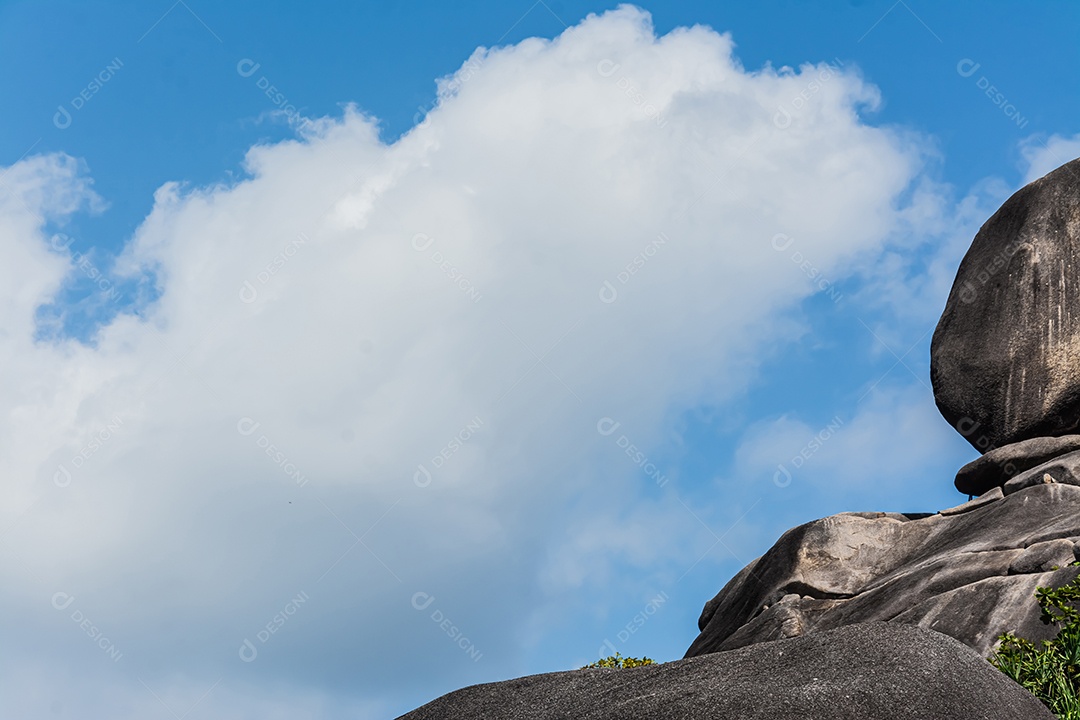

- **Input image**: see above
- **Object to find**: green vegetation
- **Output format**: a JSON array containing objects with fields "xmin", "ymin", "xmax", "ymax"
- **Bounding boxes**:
[
  {"xmin": 990, "ymin": 567, "xmax": 1080, "ymax": 718},
  {"xmin": 583, "ymin": 652, "xmax": 655, "ymax": 669}
]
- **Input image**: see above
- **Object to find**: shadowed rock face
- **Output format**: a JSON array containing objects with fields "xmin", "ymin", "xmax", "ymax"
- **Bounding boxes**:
[
  {"xmin": 685, "ymin": 482, "xmax": 1080, "ymax": 659},
  {"xmin": 398, "ymin": 622, "xmax": 1054, "ymax": 720},
  {"xmin": 931, "ymin": 157, "xmax": 1080, "ymax": 452}
]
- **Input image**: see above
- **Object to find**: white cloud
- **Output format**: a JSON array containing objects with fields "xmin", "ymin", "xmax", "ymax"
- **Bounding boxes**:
[
  {"xmin": 1021, "ymin": 132, "xmax": 1080, "ymax": 184},
  {"xmin": 0, "ymin": 6, "xmax": 948, "ymax": 716},
  {"xmin": 728, "ymin": 382, "xmax": 978, "ymax": 518}
]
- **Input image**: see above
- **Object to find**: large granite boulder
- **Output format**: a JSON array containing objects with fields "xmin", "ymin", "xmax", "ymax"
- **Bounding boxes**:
[
  {"xmin": 398, "ymin": 622, "xmax": 1053, "ymax": 719},
  {"xmin": 931, "ymin": 157, "xmax": 1080, "ymax": 452},
  {"xmin": 686, "ymin": 482, "xmax": 1080, "ymax": 659}
]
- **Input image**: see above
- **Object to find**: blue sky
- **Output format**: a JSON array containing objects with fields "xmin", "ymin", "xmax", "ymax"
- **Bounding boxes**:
[{"xmin": 2, "ymin": 1, "xmax": 1079, "ymax": 718}]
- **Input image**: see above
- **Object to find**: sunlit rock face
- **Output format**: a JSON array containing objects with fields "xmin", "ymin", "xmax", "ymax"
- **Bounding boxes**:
[{"xmin": 685, "ymin": 483, "xmax": 1080, "ymax": 659}]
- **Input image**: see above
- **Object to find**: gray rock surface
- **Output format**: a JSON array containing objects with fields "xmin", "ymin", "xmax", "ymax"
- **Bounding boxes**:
[
  {"xmin": 955, "ymin": 434, "xmax": 1080, "ymax": 494},
  {"xmin": 398, "ymin": 622, "xmax": 1054, "ymax": 720},
  {"xmin": 686, "ymin": 482, "xmax": 1080, "ymax": 659},
  {"xmin": 1003, "ymin": 448, "xmax": 1080, "ymax": 494},
  {"xmin": 939, "ymin": 485, "xmax": 1003, "ymax": 514},
  {"xmin": 931, "ymin": 157, "xmax": 1080, "ymax": 452}
]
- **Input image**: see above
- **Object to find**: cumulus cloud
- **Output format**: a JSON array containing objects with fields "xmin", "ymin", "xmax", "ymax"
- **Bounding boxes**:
[{"xmin": 0, "ymin": 6, "xmax": 948, "ymax": 716}]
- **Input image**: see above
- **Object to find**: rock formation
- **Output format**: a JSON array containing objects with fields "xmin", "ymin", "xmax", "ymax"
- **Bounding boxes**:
[
  {"xmin": 398, "ymin": 622, "xmax": 1054, "ymax": 720},
  {"xmin": 932, "ymin": 158, "xmax": 1080, "ymax": 455},
  {"xmin": 400, "ymin": 158, "xmax": 1080, "ymax": 719},
  {"xmin": 685, "ymin": 482, "xmax": 1080, "ymax": 658},
  {"xmin": 682, "ymin": 157, "xmax": 1080, "ymax": 666},
  {"xmin": 953, "ymin": 433, "xmax": 1080, "ymax": 495}
]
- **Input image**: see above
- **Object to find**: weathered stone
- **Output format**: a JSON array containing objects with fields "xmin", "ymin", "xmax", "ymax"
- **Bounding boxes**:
[
  {"xmin": 939, "ymin": 485, "xmax": 1003, "ymax": 515},
  {"xmin": 398, "ymin": 623, "xmax": 1053, "ymax": 720},
  {"xmin": 931, "ymin": 158, "xmax": 1080, "ymax": 451},
  {"xmin": 955, "ymin": 435, "xmax": 1080, "ymax": 494},
  {"xmin": 1003, "ymin": 449, "xmax": 1080, "ymax": 494},
  {"xmin": 687, "ymin": 483, "xmax": 1080, "ymax": 659},
  {"xmin": 1008, "ymin": 538, "xmax": 1076, "ymax": 575}
]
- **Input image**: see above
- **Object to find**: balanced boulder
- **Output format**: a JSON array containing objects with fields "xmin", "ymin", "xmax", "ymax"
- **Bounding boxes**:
[{"xmin": 931, "ymin": 157, "xmax": 1080, "ymax": 452}]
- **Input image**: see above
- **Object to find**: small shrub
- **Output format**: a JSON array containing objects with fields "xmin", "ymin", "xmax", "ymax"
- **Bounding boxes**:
[
  {"xmin": 583, "ymin": 652, "xmax": 655, "ymax": 669},
  {"xmin": 990, "ymin": 566, "xmax": 1080, "ymax": 718}
]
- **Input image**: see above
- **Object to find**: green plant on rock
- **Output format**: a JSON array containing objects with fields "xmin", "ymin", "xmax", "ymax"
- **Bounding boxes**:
[
  {"xmin": 990, "ymin": 565, "xmax": 1080, "ymax": 719},
  {"xmin": 582, "ymin": 652, "xmax": 655, "ymax": 669}
]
